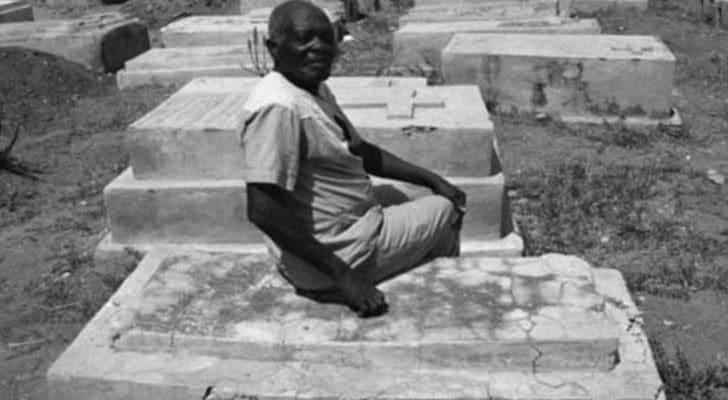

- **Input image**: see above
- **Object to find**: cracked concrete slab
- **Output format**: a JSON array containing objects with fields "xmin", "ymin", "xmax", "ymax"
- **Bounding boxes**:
[
  {"xmin": 48, "ymin": 251, "xmax": 663, "ymax": 400},
  {"xmin": 0, "ymin": 0, "xmax": 32, "ymax": 23}
]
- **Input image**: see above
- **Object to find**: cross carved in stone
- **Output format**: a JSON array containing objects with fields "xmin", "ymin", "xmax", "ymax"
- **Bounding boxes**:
[
  {"xmin": 336, "ymin": 88, "xmax": 445, "ymax": 119},
  {"xmin": 610, "ymin": 45, "xmax": 655, "ymax": 56}
]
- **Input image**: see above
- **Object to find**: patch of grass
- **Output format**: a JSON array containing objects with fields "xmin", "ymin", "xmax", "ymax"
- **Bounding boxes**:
[
  {"xmin": 651, "ymin": 339, "xmax": 728, "ymax": 400},
  {"xmin": 510, "ymin": 158, "xmax": 726, "ymax": 298}
]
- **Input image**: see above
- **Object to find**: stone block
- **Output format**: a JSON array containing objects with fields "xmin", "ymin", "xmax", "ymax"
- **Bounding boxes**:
[
  {"xmin": 47, "ymin": 251, "xmax": 664, "ymax": 400},
  {"xmin": 128, "ymin": 80, "xmax": 493, "ymax": 180},
  {"xmin": 400, "ymin": 1, "xmax": 559, "ymax": 24},
  {"xmin": 0, "ymin": 12, "xmax": 149, "ymax": 72},
  {"xmin": 103, "ymin": 168, "xmax": 506, "ymax": 246},
  {"xmin": 442, "ymin": 33, "xmax": 676, "ymax": 119},
  {"xmin": 393, "ymin": 17, "xmax": 601, "ymax": 68},
  {"xmin": 0, "ymin": 0, "xmax": 32, "ymax": 23},
  {"xmin": 160, "ymin": 15, "xmax": 267, "ymax": 48},
  {"xmin": 239, "ymin": 0, "xmax": 344, "ymax": 17},
  {"xmin": 568, "ymin": 0, "xmax": 648, "ymax": 15}
]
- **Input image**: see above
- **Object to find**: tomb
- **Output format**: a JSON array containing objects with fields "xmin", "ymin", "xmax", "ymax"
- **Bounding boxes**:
[
  {"xmin": 393, "ymin": 17, "xmax": 601, "ymax": 68},
  {"xmin": 568, "ymin": 0, "xmax": 648, "ymax": 15},
  {"xmin": 240, "ymin": 0, "xmax": 344, "ymax": 17},
  {"xmin": 0, "ymin": 12, "xmax": 149, "ymax": 72},
  {"xmin": 399, "ymin": 1, "xmax": 560, "ymax": 24},
  {"xmin": 0, "ymin": 0, "xmax": 32, "ymax": 23},
  {"xmin": 48, "ymin": 250, "xmax": 664, "ymax": 400},
  {"xmin": 99, "ymin": 77, "xmax": 521, "ymax": 260},
  {"xmin": 442, "ymin": 33, "xmax": 677, "ymax": 122}
]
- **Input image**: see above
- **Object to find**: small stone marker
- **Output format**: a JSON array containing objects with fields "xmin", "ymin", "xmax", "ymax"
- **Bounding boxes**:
[
  {"xmin": 394, "ymin": 17, "xmax": 601, "ymax": 67},
  {"xmin": 442, "ymin": 33, "xmax": 676, "ymax": 119},
  {"xmin": 400, "ymin": 1, "xmax": 559, "ymax": 24},
  {"xmin": 0, "ymin": 0, "xmax": 32, "ymax": 23},
  {"xmin": 0, "ymin": 12, "xmax": 149, "ymax": 72},
  {"xmin": 47, "ymin": 250, "xmax": 664, "ymax": 400}
]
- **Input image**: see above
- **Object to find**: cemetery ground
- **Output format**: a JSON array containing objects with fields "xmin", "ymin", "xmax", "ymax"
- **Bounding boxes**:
[{"xmin": 0, "ymin": 0, "xmax": 727, "ymax": 398}]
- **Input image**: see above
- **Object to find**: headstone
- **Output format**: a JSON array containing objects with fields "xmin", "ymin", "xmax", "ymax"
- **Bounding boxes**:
[
  {"xmin": 568, "ymin": 0, "xmax": 648, "ymax": 15},
  {"xmin": 104, "ymin": 168, "xmax": 505, "ymax": 245},
  {"xmin": 0, "ymin": 0, "xmax": 32, "ymax": 23},
  {"xmin": 400, "ymin": 1, "xmax": 559, "ymax": 24},
  {"xmin": 47, "ymin": 250, "xmax": 664, "ymax": 400},
  {"xmin": 127, "ymin": 79, "xmax": 492, "ymax": 180},
  {"xmin": 442, "ymin": 33, "xmax": 676, "ymax": 120},
  {"xmin": 0, "ymin": 12, "xmax": 149, "ymax": 72},
  {"xmin": 393, "ymin": 18, "xmax": 601, "ymax": 68}
]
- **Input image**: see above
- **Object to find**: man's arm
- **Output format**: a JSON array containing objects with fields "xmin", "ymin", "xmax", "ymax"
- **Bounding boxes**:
[
  {"xmin": 350, "ymin": 140, "xmax": 466, "ymax": 213},
  {"xmin": 247, "ymin": 182, "xmax": 387, "ymax": 317}
]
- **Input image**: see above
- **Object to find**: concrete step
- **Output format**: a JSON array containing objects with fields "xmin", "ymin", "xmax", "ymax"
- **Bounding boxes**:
[
  {"xmin": 393, "ymin": 17, "xmax": 601, "ymax": 68},
  {"xmin": 399, "ymin": 1, "xmax": 560, "ymax": 24},
  {"xmin": 128, "ymin": 79, "xmax": 495, "ymax": 180},
  {"xmin": 442, "ymin": 33, "xmax": 676, "ymax": 119},
  {"xmin": 48, "ymin": 251, "xmax": 663, "ymax": 400},
  {"xmin": 0, "ymin": 0, "xmax": 32, "ymax": 23},
  {"xmin": 104, "ymin": 168, "xmax": 506, "ymax": 246},
  {"xmin": 0, "ymin": 11, "xmax": 149, "ymax": 72}
]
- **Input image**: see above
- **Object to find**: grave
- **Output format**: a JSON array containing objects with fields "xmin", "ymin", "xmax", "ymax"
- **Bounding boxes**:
[
  {"xmin": 399, "ymin": 1, "xmax": 560, "ymax": 24},
  {"xmin": 0, "ymin": 12, "xmax": 149, "ymax": 72},
  {"xmin": 568, "ymin": 0, "xmax": 648, "ymax": 15},
  {"xmin": 442, "ymin": 33, "xmax": 678, "ymax": 123},
  {"xmin": 161, "ymin": 15, "xmax": 268, "ymax": 48},
  {"xmin": 99, "ymin": 77, "xmax": 521, "ymax": 261},
  {"xmin": 393, "ymin": 17, "xmax": 601, "ymax": 68},
  {"xmin": 48, "ymin": 250, "xmax": 664, "ymax": 400},
  {"xmin": 239, "ymin": 0, "xmax": 344, "ymax": 17},
  {"xmin": 0, "ymin": 0, "xmax": 32, "ymax": 23}
]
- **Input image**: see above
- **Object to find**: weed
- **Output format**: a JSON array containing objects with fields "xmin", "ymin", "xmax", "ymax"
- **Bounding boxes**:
[{"xmin": 651, "ymin": 339, "xmax": 728, "ymax": 399}]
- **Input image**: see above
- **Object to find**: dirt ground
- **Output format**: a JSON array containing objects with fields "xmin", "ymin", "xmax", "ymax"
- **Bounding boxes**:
[{"xmin": 1, "ymin": 0, "xmax": 727, "ymax": 399}]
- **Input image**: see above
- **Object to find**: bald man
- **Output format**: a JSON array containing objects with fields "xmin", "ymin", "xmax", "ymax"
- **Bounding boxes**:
[{"xmin": 241, "ymin": 0, "xmax": 465, "ymax": 318}]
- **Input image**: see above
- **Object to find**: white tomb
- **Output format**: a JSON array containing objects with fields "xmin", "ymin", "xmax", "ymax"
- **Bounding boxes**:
[
  {"xmin": 0, "ymin": 0, "xmax": 32, "ymax": 23},
  {"xmin": 400, "ymin": 1, "xmax": 560, "ymax": 24},
  {"xmin": 442, "ymin": 33, "xmax": 676, "ymax": 120}
]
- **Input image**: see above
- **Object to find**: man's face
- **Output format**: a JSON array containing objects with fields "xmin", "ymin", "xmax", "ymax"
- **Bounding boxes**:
[{"xmin": 269, "ymin": 6, "xmax": 337, "ymax": 88}]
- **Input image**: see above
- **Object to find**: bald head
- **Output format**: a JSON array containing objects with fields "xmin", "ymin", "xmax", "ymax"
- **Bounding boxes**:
[{"xmin": 265, "ymin": 0, "xmax": 338, "ymax": 93}]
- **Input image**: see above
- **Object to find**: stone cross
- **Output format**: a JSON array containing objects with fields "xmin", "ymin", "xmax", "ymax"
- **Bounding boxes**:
[
  {"xmin": 336, "ymin": 88, "xmax": 445, "ymax": 119},
  {"xmin": 610, "ymin": 45, "xmax": 655, "ymax": 56}
]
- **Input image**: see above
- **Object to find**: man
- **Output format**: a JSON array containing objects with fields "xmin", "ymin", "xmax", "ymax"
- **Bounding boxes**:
[{"xmin": 241, "ymin": 0, "xmax": 465, "ymax": 318}]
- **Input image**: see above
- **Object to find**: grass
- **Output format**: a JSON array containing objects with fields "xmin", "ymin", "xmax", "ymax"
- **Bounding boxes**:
[{"xmin": 652, "ymin": 339, "xmax": 728, "ymax": 400}]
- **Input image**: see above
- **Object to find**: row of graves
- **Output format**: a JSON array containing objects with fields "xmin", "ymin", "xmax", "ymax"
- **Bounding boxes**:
[{"xmin": 47, "ymin": 1, "xmax": 666, "ymax": 399}]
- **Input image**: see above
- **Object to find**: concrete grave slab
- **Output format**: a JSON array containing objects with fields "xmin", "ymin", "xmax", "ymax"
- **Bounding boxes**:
[
  {"xmin": 442, "ymin": 33, "xmax": 676, "ymax": 120},
  {"xmin": 0, "ymin": 12, "xmax": 149, "ymax": 72},
  {"xmin": 0, "ymin": 0, "xmax": 32, "ymax": 23},
  {"xmin": 48, "ymin": 251, "xmax": 664, "ymax": 400},
  {"xmin": 117, "ymin": 46, "xmax": 261, "ymax": 90},
  {"xmin": 240, "ymin": 0, "xmax": 344, "ymax": 18},
  {"xmin": 394, "ymin": 17, "xmax": 601, "ymax": 68},
  {"xmin": 117, "ymin": 47, "xmax": 427, "ymax": 90},
  {"xmin": 127, "ymin": 80, "xmax": 493, "ymax": 180},
  {"xmin": 103, "ymin": 168, "xmax": 507, "ymax": 246},
  {"xmin": 568, "ymin": 0, "xmax": 648, "ymax": 15},
  {"xmin": 161, "ymin": 15, "xmax": 267, "ymax": 48},
  {"xmin": 400, "ymin": 1, "xmax": 560, "ymax": 24}
]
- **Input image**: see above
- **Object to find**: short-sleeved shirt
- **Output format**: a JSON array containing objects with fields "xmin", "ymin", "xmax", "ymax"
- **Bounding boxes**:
[{"xmin": 241, "ymin": 71, "xmax": 383, "ymax": 273}]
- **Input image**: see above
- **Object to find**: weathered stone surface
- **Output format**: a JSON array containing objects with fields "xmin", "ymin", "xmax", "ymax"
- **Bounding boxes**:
[
  {"xmin": 400, "ymin": 1, "xmax": 559, "ymax": 24},
  {"xmin": 0, "ymin": 0, "xmax": 32, "ymax": 23},
  {"xmin": 0, "ymin": 12, "xmax": 149, "ymax": 72},
  {"xmin": 442, "ymin": 33, "xmax": 675, "ymax": 119},
  {"xmin": 394, "ymin": 17, "xmax": 601, "ymax": 68},
  {"xmin": 127, "ymin": 79, "xmax": 493, "ymax": 180},
  {"xmin": 47, "ymin": 250, "xmax": 664, "ymax": 400},
  {"xmin": 239, "ymin": 0, "xmax": 344, "ymax": 17},
  {"xmin": 568, "ymin": 0, "xmax": 648, "ymax": 15},
  {"xmin": 115, "ymin": 252, "xmax": 618, "ymax": 371},
  {"xmin": 104, "ymin": 168, "xmax": 506, "ymax": 246}
]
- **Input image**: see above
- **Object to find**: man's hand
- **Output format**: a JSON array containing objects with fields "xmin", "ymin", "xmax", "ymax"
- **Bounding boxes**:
[
  {"xmin": 336, "ymin": 273, "xmax": 388, "ymax": 318},
  {"xmin": 429, "ymin": 175, "xmax": 467, "ymax": 216}
]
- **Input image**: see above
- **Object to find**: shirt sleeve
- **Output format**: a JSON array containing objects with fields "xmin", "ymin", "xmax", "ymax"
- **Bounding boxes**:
[{"xmin": 240, "ymin": 104, "xmax": 301, "ymax": 191}]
